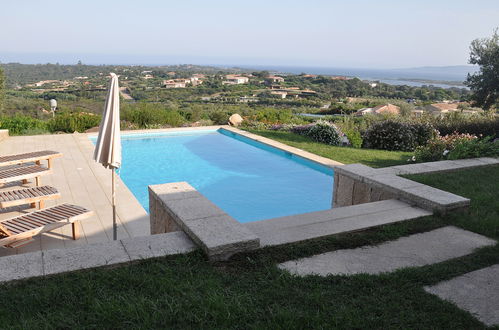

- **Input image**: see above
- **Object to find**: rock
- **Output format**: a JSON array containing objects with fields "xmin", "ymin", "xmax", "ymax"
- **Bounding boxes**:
[
  {"xmin": 85, "ymin": 126, "xmax": 101, "ymax": 133},
  {"xmin": 228, "ymin": 114, "xmax": 243, "ymax": 126}
]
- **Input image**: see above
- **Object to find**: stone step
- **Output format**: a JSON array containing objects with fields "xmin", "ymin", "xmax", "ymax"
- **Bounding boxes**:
[
  {"xmin": 245, "ymin": 199, "xmax": 432, "ymax": 247},
  {"xmin": 425, "ymin": 264, "xmax": 499, "ymax": 327},
  {"xmin": 278, "ymin": 226, "xmax": 496, "ymax": 276},
  {"xmin": 149, "ymin": 182, "xmax": 260, "ymax": 261}
]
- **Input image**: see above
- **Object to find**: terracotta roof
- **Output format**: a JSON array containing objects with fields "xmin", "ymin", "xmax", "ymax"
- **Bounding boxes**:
[
  {"xmin": 429, "ymin": 103, "xmax": 460, "ymax": 111},
  {"xmin": 372, "ymin": 104, "xmax": 400, "ymax": 114}
]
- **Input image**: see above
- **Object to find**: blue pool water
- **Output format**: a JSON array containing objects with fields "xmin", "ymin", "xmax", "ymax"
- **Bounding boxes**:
[{"xmin": 93, "ymin": 129, "xmax": 334, "ymax": 223}]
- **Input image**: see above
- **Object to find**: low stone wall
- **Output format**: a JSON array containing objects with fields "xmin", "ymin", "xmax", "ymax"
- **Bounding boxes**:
[
  {"xmin": 0, "ymin": 129, "xmax": 9, "ymax": 142},
  {"xmin": 149, "ymin": 182, "xmax": 260, "ymax": 261},
  {"xmin": 333, "ymin": 158, "xmax": 499, "ymax": 213}
]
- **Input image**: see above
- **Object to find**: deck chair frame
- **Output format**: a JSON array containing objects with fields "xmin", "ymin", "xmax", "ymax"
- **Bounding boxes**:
[{"xmin": 0, "ymin": 204, "xmax": 93, "ymax": 248}]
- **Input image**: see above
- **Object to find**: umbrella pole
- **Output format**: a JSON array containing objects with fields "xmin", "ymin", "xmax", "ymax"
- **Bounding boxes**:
[{"xmin": 112, "ymin": 169, "xmax": 117, "ymax": 240}]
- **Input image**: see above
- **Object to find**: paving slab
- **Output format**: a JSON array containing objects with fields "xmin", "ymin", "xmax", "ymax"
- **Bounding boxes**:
[
  {"xmin": 165, "ymin": 196, "xmax": 226, "ymax": 221},
  {"xmin": 425, "ymin": 264, "xmax": 499, "ymax": 326},
  {"xmin": 0, "ymin": 251, "xmax": 44, "ymax": 282},
  {"xmin": 182, "ymin": 215, "xmax": 260, "ymax": 260},
  {"xmin": 278, "ymin": 226, "xmax": 495, "ymax": 276},
  {"xmin": 122, "ymin": 231, "xmax": 196, "ymax": 260},
  {"xmin": 42, "ymin": 240, "xmax": 131, "ymax": 275},
  {"xmin": 399, "ymin": 185, "xmax": 470, "ymax": 212}
]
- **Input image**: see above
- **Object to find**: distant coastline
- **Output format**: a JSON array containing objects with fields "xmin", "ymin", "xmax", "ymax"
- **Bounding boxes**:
[{"xmin": 234, "ymin": 65, "xmax": 476, "ymax": 89}]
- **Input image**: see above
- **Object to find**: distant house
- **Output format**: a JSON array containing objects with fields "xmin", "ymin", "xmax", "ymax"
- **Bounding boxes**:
[
  {"xmin": 163, "ymin": 79, "xmax": 187, "ymax": 88},
  {"xmin": 143, "ymin": 74, "xmax": 154, "ymax": 79},
  {"xmin": 355, "ymin": 104, "xmax": 401, "ymax": 116},
  {"xmin": 266, "ymin": 75, "xmax": 285, "ymax": 83},
  {"xmin": 426, "ymin": 102, "xmax": 482, "ymax": 115},
  {"xmin": 223, "ymin": 75, "xmax": 249, "ymax": 85},
  {"xmin": 189, "ymin": 75, "xmax": 204, "ymax": 86},
  {"xmin": 425, "ymin": 102, "xmax": 460, "ymax": 114}
]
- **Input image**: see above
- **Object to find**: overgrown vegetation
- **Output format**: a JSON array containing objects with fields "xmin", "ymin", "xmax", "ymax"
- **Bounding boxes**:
[{"xmin": 0, "ymin": 112, "xmax": 101, "ymax": 135}]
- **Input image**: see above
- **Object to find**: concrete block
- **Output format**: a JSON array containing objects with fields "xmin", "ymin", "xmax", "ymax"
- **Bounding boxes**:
[
  {"xmin": 389, "ymin": 163, "xmax": 434, "ymax": 175},
  {"xmin": 43, "ymin": 240, "xmax": 130, "ymax": 275},
  {"xmin": 258, "ymin": 204, "xmax": 431, "ymax": 247},
  {"xmin": 334, "ymin": 174, "xmax": 354, "ymax": 207},
  {"xmin": 352, "ymin": 181, "xmax": 370, "ymax": 204},
  {"xmin": 369, "ymin": 174, "xmax": 424, "ymax": 190},
  {"xmin": 0, "ymin": 251, "xmax": 43, "ymax": 282},
  {"xmin": 149, "ymin": 192, "xmax": 181, "ymax": 234},
  {"xmin": 182, "ymin": 215, "xmax": 260, "ymax": 260},
  {"xmin": 149, "ymin": 182, "xmax": 201, "ymax": 203},
  {"xmin": 476, "ymin": 157, "xmax": 499, "ymax": 165},
  {"xmin": 425, "ymin": 264, "xmax": 499, "ymax": 326},
  {"xmin": 279, "ymin": 226, "xmax": 495, "ymax": 276},
  {"xmin": 122, "ymin": 231, "xmax": 196, "ymax": 260},
  {"xmin": 400, "ymin": 185, "xmax": 470, "ymax": 212},
  {"xmin": 334, "ymin": 163, "xmax": 376, "ymax": 181},
  {"xmin": 165, "ymin": 196, "xmax": 226, "ymax": 222}
]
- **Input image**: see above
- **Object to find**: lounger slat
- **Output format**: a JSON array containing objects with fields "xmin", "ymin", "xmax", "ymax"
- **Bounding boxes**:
[
  {"xmin": 0, "ymin": 204, "xmax": 93, "ymax": 248},
  {"xmin": 4, "ymin": 221, "xmax": 31, "ymax": 233},
  {"xmin": 20, "ymin": 217, "xmax": 48, "ymax": 227},
  {"xmin": 0, "ymin": 165, "xmax": 51, "ymax": 184},
  {"xmin": 0, "ymin": 151, "xmax": 62, "ymax": 167},
  {"xmin": 50, "ymin": 207, "xmax": 84, "ymax": 217},
  {"xmin": 0, "ymin": 186, "xmax": 60, "ymax": 208},
  {"xmin": 13, "ymin": 219, "xmax": 39, "ymax": 230}
]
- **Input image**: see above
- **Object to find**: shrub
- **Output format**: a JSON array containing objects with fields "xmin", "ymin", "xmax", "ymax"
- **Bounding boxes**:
[
  {"xmin": 121, "ymin": 103, "xmax": 184, "ymax": 128},
  {"xmin": 432, "ymin": 113, "xmax": 499, "ymax": 138},
  {"xmin": 47, "ymin": 112, "xmax": 101, "ymax": 133},
  {"xmin": 413, "ymin": 132, "xmax": 479, "ymax": 162},
  {"xmin": 412, "ymin": 122, "xmax": 437, "ymax": 147},
  {"xmin": 343, "ymin": 128, "xmax": 363, "ymax": 148},
  {"xmin": 253, "ymin": 108, "xmax": 293, "ymax": 124},
  {"xmin": 209, "ymin": 111, "xmax": 229, "ymax": 125},
  {"xmin": 363, "ymin": 120, "xmax": 416, "ymax": 151},
  {"xmin": 413, "ymin": 139, "xmax": 448, "ymax": 162},
  {"xmin": 306, "ymin": 120, "xmax": 341, "ymax": 145},
  {"xmin": 290, "ymin": 123, "xmax": 314, "ymax": 135},
  {"xmin": 447, "ymin": 136, "xmax": 499, "ymax": 160},
  {"xmin": 0, "ymin": 115, "xmax": 48, "ymax": 135}
]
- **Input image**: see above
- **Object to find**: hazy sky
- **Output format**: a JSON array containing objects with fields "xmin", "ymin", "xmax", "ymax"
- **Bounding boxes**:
[{"xmin": 1, "ymin": 0, "xmax": 498, "ymax": 68}]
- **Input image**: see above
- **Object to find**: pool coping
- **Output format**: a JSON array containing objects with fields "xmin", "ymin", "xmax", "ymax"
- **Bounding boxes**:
[{"xmin": 86, "ymin": 125, "xmax": 344, "ymax": 169}]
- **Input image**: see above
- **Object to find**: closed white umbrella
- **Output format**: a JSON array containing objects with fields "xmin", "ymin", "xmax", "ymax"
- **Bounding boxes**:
[{"xmin": 94, "ymin": 73, "xmax": 121, "ymax": 240}]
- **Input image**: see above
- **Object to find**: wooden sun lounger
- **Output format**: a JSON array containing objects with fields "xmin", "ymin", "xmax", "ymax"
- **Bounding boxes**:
[
  {"xmin": 0, "ymin": 165, "xmax": 51, "ymax": 187},
  {"xmin": 0, "ymin": 185, "xmax": 61, "ymax": 209},
  {"xmin": 0, "ymin": 150, "xmax": 62, "ymax": 169},
  {"xmin": 0, "ymin": 204, "xmax": 94, "ymax": 248}
]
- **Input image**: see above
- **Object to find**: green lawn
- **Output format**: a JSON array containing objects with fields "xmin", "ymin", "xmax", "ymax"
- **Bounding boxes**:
[
  {"xmin": 246, "ymin": 129, "xmax": 413, "ymax": 168},
  {"xmin": 0, "ymin": 167, "xmax": 498, "ymax": 328}
]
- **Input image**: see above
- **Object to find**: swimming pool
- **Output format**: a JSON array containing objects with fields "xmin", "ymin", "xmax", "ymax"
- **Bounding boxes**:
[{"xmin": 92, "ymin": 128, "xmax": 334, "ymax": 223}]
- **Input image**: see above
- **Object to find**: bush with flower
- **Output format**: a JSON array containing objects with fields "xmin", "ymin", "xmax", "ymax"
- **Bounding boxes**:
[{"xmin": 412, "ymin": 132, "xmax": 499, "ymax": 162}]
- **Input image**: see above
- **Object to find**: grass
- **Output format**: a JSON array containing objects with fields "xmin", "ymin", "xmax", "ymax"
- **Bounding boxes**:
[
  {"xmin": 246, "ymin": 129, "xmax": 413, "ymax": 168},
  {"xmin": 0, "ymin": 166, "xmax": 498, "ymax": 328}
]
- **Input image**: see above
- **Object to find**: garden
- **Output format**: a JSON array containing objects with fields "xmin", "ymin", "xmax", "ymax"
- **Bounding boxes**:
[{"xmin": 242, "ymin": 112, "xmax": 499, "ymax": 166}]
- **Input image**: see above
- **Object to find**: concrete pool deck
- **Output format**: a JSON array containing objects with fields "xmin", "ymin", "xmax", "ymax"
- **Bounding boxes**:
[{"xmin": 0, "ymin": 132, "xmax": 149, "ymax": 257}]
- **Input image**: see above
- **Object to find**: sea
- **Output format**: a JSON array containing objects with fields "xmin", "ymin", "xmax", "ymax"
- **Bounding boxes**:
[{"xmin": 236, "ymin": 65, "xmax": 477, "ymax": 89}]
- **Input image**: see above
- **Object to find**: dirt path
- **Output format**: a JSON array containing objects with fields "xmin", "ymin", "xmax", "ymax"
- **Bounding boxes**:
[{"xmin": 119, "ymin": 87, "xmax": 134, "ymax": 100}]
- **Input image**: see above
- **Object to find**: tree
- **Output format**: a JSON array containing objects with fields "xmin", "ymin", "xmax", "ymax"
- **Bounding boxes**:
[
  {"xmin": 465, "ymin": 29, "xmax": 499, "ymax": 110},
  {"xmin": 0, "ymin": 66, "xmax": 4, "ymax": 112}
]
